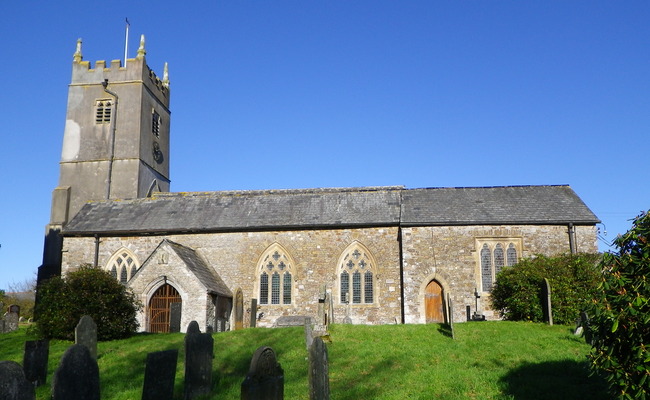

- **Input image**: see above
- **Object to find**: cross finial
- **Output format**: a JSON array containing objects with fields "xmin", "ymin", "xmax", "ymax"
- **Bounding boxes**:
[
  {"xmin": 136, "ymin": 34, "xmax": 146, "ymax": 59},
  {"xmin": 73, "ymin": 38, "xmax": 83, "ymax": 63}
]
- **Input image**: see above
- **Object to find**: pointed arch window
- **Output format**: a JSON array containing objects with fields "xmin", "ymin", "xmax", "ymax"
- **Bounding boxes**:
[
  {"xmin": 106, "ymin": 248, "xmax": 140, "ymax": 284},
  {"xmin": 477, "ymin": 239, "xmax": 522, "ymax": 292},
  {"xmin": 257, "ymin": 245, "xmax": 294, "ymax": 305},
  {"xmin": 338, "ymin": 242, "xmax": 376, "ymax": 304}
]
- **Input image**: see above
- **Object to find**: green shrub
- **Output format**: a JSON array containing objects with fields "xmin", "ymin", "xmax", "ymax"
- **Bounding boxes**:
[
  {"xmin": 491, "ymin": 253, "xmax": 601, "ymax": 325},
  {"xmin": 587, "ymin": 211, "xmax": 650, "ymax": 399},
  {"xmin": 35, "ymin": 266, "xmax": 141, "ymax": 341}
]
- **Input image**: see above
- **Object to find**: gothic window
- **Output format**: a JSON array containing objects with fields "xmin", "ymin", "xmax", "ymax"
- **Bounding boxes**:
[
  {"xmin": 477, "ymin": 239, "xmax": 522, "ymax": 292},
  {"xmin": 95, "ymin": 99, "xmax": 112, "ymax": 124},
  {"xmin": 152, "ymin": 110, "xmax": 161, "ymax": 137},
  {"xmin": 257, "ymin": 244, "xmax": 294, "ymax": 305},
  {"xmin": 106, "ymin": 248, "xmax": 140, "ymax": 284},
  {"xmin": 338, "ymin": 242, "xmax": 376, "ymax": 304}
]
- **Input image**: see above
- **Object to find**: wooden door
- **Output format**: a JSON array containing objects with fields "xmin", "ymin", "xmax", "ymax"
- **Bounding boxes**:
[
  {"xmin": 425, "ymin": 280, "xmax": 444, "ymax": 323},
  {"xmin": 148, "ymin": 284, "xmax": 181, "ymax": 333}
]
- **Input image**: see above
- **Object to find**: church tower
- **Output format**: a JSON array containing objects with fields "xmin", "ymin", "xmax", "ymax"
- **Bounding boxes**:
[{"xmin": 38, "ymin": 36, "xmax": 171, "ymax": 282}]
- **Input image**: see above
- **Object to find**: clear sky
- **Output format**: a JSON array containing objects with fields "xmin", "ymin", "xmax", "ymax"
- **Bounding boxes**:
[{"xmin": 0, "ymin": 2, "xmax": 648, "ymax": 291}]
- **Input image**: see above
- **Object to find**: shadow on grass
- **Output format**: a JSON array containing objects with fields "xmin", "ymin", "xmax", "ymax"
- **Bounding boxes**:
[
  {"xmin": 500, "ymin": 359, "xmax": 610, "ymax": 400},
  {"xmin": 437, "ymin": 323, "xmax": 454, "ymax": 338}
]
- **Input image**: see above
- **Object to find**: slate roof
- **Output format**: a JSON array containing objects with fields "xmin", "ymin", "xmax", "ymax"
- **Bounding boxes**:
[
  {"xmin": 62, "ymin": 185, "xmax": 599, "ymax": 236},
  {"xmin": 161, "ymin": 240, "xmax": 232, "ymax": 297}
]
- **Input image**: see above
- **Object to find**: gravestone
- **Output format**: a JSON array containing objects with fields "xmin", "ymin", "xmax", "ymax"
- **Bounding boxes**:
[
  {"xmin": 142, "ymin": 349, "xmax": 178, "ymax": 400},
  {"xmin": 5, "ymin": 312, "xmax": 19, "ymax": 332},
  {"xmin": 541, "ymin": 278, "xmax": 553, "ymax": 326},
  {"xmin": 52, "ymin": 344, "xmax": 100, "ymax": 400},
  {"xmin": 184, "ymin": 324, "xmax": 214, "ymax": 399},
  {"xmin": 75, "ymin": 315, "xmax": 97, "ymax": 360},
  {"xmin": 241, "ymin": 346, "xmax": 284, "ymax": 400},
  {"xmin": 234, "ymin": 288, "xmax": 244, "ymax": 330},
  {"xmin": 308, "ymin": 337, "xmax": 330, "ymax": 400},
  {"xmin": 8, "ymin": 304, "xmax": 20, "ymax": 316},
  {"xmin": 317, "ymin": 285, "xmax": 326, "ymax": 325},
  {"xmin": 0, "ymin": 361, "xmax": 35, "ymax": 400},
  {"xmin": 23, "ymin": 340, "xmax": 49, "ymax": 386},
  {"xmin": 275, "ymin": 315, "xmax": 310, "ymax": 327},
  {"xmin": 304, "ymin": 319, "xmax": 314, "ymax": 350},
  {"xmin": 250, "ymin": 298, "xmax": 258, "ymax": 328},
  {"xmin": 447, "ymin": 293, "xmax": 455, "ymax": 340},
  {"xmin": 169, "ymin": 302, "xmax": 182, "ymax": 333}
]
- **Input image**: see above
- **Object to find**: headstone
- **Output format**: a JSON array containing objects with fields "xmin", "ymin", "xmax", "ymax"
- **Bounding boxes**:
[
  {"xmin": 187, "ymin": 320, "xmax": 200, "ymax": 334},
  {"xmin": 304, "ymin": 319, "xmax": 314, "ymax": 350},
  {"xmin": 23, "ymin": 340, "xmax": 49, "ymax": 386},
  {"xmin": 142, "ymin": 349, "xmax": 178, "ymax": 400},
  {"xmin": 184, "ymin": 325, "xmax": 214, "ymax": 399},
  {"xmin": 541, "ymin": 278, "xmax": 553, "ymax": 326},
  {"xmin": 446, "ymin": 293, "xmax": 455, "ymax": 340},
  {"xmin": 466, "ymin": 305, "xmax": 471, "ymax": 322},
  {"xmin": 234, "ymin": 288, "xmax": 244, "ymax": 330},
  {"xmin": 275, "ymin": 315, "xmax": 310, "ymax": 327},
  {"xmin": 5, "ymin": 312, "xmax": 19, "ymax": 332},
  {"xmin": 308, "ymin": 337, "xmax": 330, "ymax": 400},
  {"xmin": 317, "ymin": 285, "xmax": 326, "ymax": 325},
  {"xmin": 52, "ymin": 344, "xmax": 100, "ymax": 400},
  {"xmin": 8, "ymin": 304, "xmax": 20, "ymax": 316},
  {"xmin": 0, "ymin": 361, "xmax": 35, "ymax": 400},
  {"xmin": 75, "ymin": 315, "xmax": 97, "ymax": 360},
  {"xmin": 169, "ymin": 302, "xmax": 182, "ymax": 333},
  {"xmin": 241, "ymin": 346, "xmax": 284, "ymax": 400},
  {"xmin": 250, "ymin": 298, "xmax": 258, "ymax": 328}
]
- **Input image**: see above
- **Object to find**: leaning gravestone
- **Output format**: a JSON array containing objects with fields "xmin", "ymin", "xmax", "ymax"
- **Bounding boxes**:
[
  {"xmin": 447, "ymin": 293, "xmax": 455, "ymax": 340},
  {"xmin": 250, "ymin": 298, "xmax": 258, "ymax": 328},
  {"xmin": 234, "ymin": 288, "xmax": 244, "ymax": 330},
  {"xmin": 52, "ymin": 344, "xmax": 100, "ymax": 400},
  {"xmin": 541, "ymin": 278, "xmax": 553, "ymax": 326},
  {"xmin": 241, "ymin": 346, "xmax": 284, "ymax": 400},
  {"xmin": 170, "ymin": 302, "xmax": 182, "ymax": 333},
  {"xmin": 142, "ymin": 349, "xmax": 178, "ymax": 400},
  {"xmin": 309, "ymin": 337, "xmax": 330, "ymax": 400},
  {"xmin": 0, "ymin": 361, "xmax": 35, "ymax": 400},
  {"xmin": 184, "ymin": 321, "xmax": 214, "ymax": 400},
  {"xmin": 304, "ymin": 319, "xmax": 314, "ymax": 350},
  {"xmin": 23, "ymin": 340, "xmax": 49, "ymax": 386},
  {"xmin": 5, "ymin": 312, "xmax": 19, "ymax": 333},
  {"xmin": 75, "ymin": 315, "xmax": 98, "ymax": 360}
]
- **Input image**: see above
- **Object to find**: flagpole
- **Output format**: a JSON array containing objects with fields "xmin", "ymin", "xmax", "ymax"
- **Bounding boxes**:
[{"xmin": 124, "ymin": 18, "xmax": 130, "ymax": 66}]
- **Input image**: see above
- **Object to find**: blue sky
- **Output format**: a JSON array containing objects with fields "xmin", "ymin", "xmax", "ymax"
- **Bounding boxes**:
[{"xmin": 0, "ymin": 2, "xmax": 648, "ymax": 291}]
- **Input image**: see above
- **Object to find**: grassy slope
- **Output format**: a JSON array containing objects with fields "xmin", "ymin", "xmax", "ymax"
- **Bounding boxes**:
[{"xmin": 0, "ymin": 322, "xmax": 608, "ymax": 400}]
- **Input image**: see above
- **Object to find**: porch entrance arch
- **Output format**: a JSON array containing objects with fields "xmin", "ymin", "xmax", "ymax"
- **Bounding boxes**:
[{"xmin": 148, "ymin": 283, "xmax": 181, "ymax": 333}]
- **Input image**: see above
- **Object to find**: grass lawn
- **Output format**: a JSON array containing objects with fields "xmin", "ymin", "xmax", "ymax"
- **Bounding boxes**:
[{"xmin": 0, "ymin": 321, "xmax": 608, "ymax": 399}]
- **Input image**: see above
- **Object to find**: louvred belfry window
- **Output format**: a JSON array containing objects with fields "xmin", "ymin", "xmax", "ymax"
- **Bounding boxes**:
[{"xmin": 95, "ymin": 99, "xmax": 112, "ymax": 124}]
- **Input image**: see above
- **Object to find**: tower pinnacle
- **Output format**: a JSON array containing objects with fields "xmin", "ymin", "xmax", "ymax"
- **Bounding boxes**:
[
  {"xmin": 137, "ymin": 34, "xmax": 146, "ymax": 59},
  {"xmin": 73, "ymin": 38, "xmax": 83, "ymax": 63}
]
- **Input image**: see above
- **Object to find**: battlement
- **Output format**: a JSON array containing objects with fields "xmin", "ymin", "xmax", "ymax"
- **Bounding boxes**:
[{"xmin": 70, "ymin": 37, "xmax": 169, "ymax": 100}]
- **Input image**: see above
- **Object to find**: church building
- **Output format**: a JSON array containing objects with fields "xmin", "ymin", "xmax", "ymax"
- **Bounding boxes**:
[{"xmin": 40, "ymin": 38, "xmax": 600, "ymax": 333}]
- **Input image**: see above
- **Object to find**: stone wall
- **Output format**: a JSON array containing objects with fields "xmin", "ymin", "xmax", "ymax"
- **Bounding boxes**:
[{"xmin": 61, "ymin": 224, "xmax": 598, "ymax": 329}]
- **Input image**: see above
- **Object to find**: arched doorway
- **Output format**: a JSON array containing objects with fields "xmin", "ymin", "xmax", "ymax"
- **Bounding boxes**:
[
  {"xmin": 425, "ymin": 280, "xmax": 444, "ymax": 323},
  {"xmin": 148, "ymin": 284, "xmax": 181, "ymax": 333}
]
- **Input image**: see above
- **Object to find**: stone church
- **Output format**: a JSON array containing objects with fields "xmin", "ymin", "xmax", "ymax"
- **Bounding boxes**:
[{"xmin": 39, "ymin": 38, "xmax": 600, "ymax": 333}]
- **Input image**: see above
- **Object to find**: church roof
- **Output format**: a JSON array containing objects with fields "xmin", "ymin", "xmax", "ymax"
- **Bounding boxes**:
[{"xmin": 62, "ymin": 185, "xmax": 599, "ymax": 235}]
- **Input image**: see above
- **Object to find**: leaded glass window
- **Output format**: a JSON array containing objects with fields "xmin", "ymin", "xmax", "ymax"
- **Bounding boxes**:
[
  {"xmin": 338, "ymin": 242, "xmax": 376, "ymax": 304},
  {"xmin": 271, "ymin": 272, "xmax": 280, "ymax": 304},
  {"xmin": 260, "ymin": 272, "xmax": 269, "ymax": 304},
  {"xmin": 257, "ymin": 244, "xmax": 294, "ymax": 305},
  {"xmin": 481, "ymin": 244, "xmax": 493, "ymax": 292},
  {"xmin": 506, "ymin": 243, "xmax": 518, "ymax": 266},
  {"xmin": 494, "ymin": 243, "xmax": 505, "ymax": 276}
]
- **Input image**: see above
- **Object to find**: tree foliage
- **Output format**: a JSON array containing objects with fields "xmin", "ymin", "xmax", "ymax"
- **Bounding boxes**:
[
  {"xmin": 587, "ymin": 211, "xmax": 650, "ymax": 399},
  {"xmin": 491, "ymin": 253, "xmax": 601, "ymax": 325},
  {"xmin": 35, "ymin": 266, "xmax": 141, "ymax": 341}
]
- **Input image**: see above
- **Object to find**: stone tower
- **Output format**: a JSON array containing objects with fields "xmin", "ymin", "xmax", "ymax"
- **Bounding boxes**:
[{"xmin": 38, "ymin": 36, "xmax": 171, "ymax": 282}]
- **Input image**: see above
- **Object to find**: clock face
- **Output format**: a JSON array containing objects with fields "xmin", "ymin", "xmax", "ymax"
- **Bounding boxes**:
[{"xmin": 152, "ymin": 141, "xmax": 163, "ymax": 163}]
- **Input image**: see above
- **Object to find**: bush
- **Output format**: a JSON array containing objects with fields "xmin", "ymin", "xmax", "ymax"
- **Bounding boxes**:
[
  {"xmin": 587, "ymin": 211, "xmax": 650, "ymax": 399},
  {"xmin": 491, "ymin": 253, "xmax": 601, "ymax": 325},
  {"xmin": 35, "ymin": 266, "xmax": 141, "ymax": 341}
]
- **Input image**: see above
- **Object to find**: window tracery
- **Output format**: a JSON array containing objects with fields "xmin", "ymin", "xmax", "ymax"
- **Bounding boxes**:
[
  {"xmin": 338, "ymin": 242, "xmax": 376, "ymax": 304},
  {"xmin": 477, "ymin": 239, "xmax": 521, "ymax": 292},
  {"xmin": 106, "ymin": 248, "xmax": 140, "ymax": 284},
  {"xmin": 258, "ymin": 245, "xmax": 293, "ymax": 305}
]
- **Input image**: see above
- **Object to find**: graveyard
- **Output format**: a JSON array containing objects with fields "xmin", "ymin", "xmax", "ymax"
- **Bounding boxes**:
[{"xmin": 0, "ymin": 320, "xmax": 608, "ymax": 399}]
